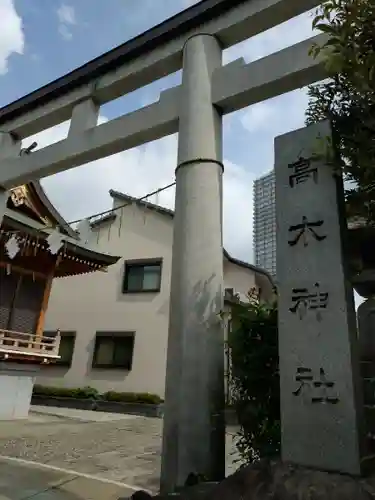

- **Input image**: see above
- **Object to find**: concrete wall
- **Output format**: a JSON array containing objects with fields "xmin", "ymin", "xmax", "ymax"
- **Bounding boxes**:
[
  {"xmin": 38, "ymin": 197, "xmax": 269, "ymax": 397},
  {"xmin": 223, "ymin": 259, "xmax": 256, "ymax": 302},
  {"xmin": 0, "ymin": 364, "xmax": 38, "ymax": 419}
]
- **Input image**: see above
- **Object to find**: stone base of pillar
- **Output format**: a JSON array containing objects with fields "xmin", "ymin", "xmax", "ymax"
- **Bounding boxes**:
[
  {"xmin": 0, "ymin": 363, "xmax": 39, "ymax": 419},
  {"xmin": 125, "ymin": 460, "xmax": 375, "ymax": 499}
]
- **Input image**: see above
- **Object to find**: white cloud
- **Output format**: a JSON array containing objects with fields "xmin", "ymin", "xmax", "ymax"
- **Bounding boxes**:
[
  {"xmin": 57, "ymin": 4, "xmax": 76, "ymax": 41},
  {"xmin": 182, "ymin": 0, "xmax": 200, "ymax": 6},
  {"xmin": 223, "ymin": 160, "xmax": 256, "ymax": 261},
  {"xmin": 0, "ymin": 0, "xmax": 24, "ymax": 74},
  {"xmin": 240, "ymin": 101, "xmax": 275, "ymax": 134},
  {"xmin": 58, "ymin": 24, "xmax": 73, "ymax": 41},
  {"xmin": 238, "ymin": 84, "xmax": 337, "ymax": 177},
  {"xmin": 240, "ymin": 88, "xmax": 309, "ymax": 136},
  {"xmin": 57, "ymin": 4, "xmax": 75, "ymax": 25}
]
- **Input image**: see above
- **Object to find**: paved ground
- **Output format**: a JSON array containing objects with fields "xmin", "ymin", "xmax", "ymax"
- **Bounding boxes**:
[
  {"xmin": 0, "ymin": 459, "xmax": 139, "ymax": 500},
  {"xmin": 0, "ymin": 406, "xmax": 240, "ymax": 499}
]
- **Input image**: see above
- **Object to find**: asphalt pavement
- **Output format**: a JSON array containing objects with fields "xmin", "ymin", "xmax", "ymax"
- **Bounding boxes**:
[
  {"xmin": 0, "ymin": 407, "xmax": 240, "ymax": 500},
  {"xmin": 0, "ymin": 458, "xmax": 137, "ymax": 500}
]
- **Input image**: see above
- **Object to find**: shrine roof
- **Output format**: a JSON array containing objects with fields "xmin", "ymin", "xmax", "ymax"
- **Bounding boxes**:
[
  {"xmin": 2, "ymin": 207, "xmax": 121, "ymax": 270},
  {"xmin": 8, "ymin": 181, "xmax": 77, "ymax": 238},
  {"xmin": 29, "ymin": 181, "xmax": 78, "ymax": 238}
]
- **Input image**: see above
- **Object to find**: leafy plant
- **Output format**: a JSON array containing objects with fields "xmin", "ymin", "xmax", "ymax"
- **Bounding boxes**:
[
  {"xmin": 226, "ymin": 289, "xmax": 280, "ymax": 464},
  {"xmin": 71, "ymin": 386, "xmax": 101, "ymax": 400},
  {"xmin": 103, "ymin": 391, "xmax": 162, "ymax": 404},
  {"xmin": 32, "ymin": 385, "xmax": 162, "ymax": 404},
  {"xmin": 33, "ymin": 384, "xmax": 101, "ymax": 399},
  {"xmin": 306, "ymin": 0, "xmax": 375, "ymax": 225}
]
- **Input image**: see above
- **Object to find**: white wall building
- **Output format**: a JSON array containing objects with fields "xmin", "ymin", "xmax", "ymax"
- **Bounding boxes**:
[{"xmin": 38, "ymin": 191, "xmax": 274, "ymax": 398}]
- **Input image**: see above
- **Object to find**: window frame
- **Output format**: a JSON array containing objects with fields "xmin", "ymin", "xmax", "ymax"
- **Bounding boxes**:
[
  {"xmin": 43, "ymin": 330, "xmax": 76, "ymax": 367},
  {"xmin": 122, "ymin": 258, "xmax": 163, "ymax": 294},
  {"xmin": 92, "ymin": 331, "xmax": 135, "ymax": 370}
]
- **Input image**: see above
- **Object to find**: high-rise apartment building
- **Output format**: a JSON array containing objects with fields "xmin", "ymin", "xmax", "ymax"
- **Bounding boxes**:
[{"xmin": 253, "ymin": 170, "xmax": 276, "ymax": 277}]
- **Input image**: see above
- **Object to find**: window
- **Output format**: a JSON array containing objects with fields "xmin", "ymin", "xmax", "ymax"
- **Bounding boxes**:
[
  {"xmin": 44, "ymin": 331, "xmax": 76, "ymax": 366},
  {"xmin": 92, "ymin": 332, "xmax": 135, "ymax": 370},
  {"xmin": 122, "ymin": 259, "xmax": 162, "ymax": 293}
]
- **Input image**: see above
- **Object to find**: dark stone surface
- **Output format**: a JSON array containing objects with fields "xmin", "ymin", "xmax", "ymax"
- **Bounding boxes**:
[
  {"xmin": 97, "ymin": 400, "xmax": 164, "ymax": 418},
  {"xmin": 31, "ymin": 395, "xmax": 98, "ymax": 411},
  {"xmin": 32, "ymin": 396, "xmax": 237, "ymax": 423},
  {"xmin": 224, "ymin": 408, "xmax": 238, "ymax": 426},
  {"xmin": 31, "ymin": 396, "xmax": 164, "ymax": 418},
  {"xmin": 126, "ymin": 460, "xmax": 375, "ymax": 499}
]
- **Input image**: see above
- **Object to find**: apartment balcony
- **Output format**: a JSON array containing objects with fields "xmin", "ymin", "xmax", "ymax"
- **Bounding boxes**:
[{"xmin": 0, "ymin": 329, "xmax": 61, "ymax": 363}]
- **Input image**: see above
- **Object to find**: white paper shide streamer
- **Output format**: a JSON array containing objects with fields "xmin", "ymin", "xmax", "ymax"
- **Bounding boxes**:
[
  {"xmin": 47, "ymin": 227, "xmax": 64, "ymax": 255},
  {"xmin": 5, "ymin": 235, "xmax": 20, "ymax": 259}
]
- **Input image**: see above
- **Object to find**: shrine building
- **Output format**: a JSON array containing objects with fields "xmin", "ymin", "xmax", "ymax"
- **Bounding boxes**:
[{"xmin": 0, "ymin": 181, "xmax": 120, "ymax": 419}]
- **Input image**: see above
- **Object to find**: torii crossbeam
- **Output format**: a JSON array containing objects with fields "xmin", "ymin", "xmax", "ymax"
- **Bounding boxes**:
[{"xmin": 0, "ymin": 0, "xmax": 326, "ymax": 493}]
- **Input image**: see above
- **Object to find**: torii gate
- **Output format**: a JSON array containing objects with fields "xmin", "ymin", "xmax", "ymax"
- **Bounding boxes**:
[{"xmin": 0, "ymin": 0, "xmax": 326, "ymax": 493}]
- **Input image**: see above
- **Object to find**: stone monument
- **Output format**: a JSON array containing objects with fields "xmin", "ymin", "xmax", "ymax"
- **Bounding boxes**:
[{"xmin": 274, "ymin": 120, "xmax": 366, "ymax": 475}]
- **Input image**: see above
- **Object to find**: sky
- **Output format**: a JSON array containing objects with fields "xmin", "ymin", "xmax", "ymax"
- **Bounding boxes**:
[{"xmin": 1, "ymin": 0, "xmax": 318, "ymax": 265}]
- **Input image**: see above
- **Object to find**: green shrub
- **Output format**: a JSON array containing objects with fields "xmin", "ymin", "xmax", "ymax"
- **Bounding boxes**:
[
  {"xmin": 103, "ymin": 391, "xmax": 162, "ymax": 404},
  {"xmin": 34, "ymin": 385, "xmax": 76, "ymax": 398},
  {"xmin": 226, "ymin": 288, "xmax": 280, "ymax": 464},
  {"xmin": 32, "ymin": 385, "xmax": 162, "ymax": 404},
  {"xmin": 71, "ymin": 386, "xmax": 101, "ymax": 400},
  {"xmin": 33, "ymin": 385, "xmax": 100, "ymax": 400}
]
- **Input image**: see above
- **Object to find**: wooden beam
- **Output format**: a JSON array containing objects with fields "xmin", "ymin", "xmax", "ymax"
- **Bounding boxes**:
[
  {"xmin": 0, "ymin": 261, "xmax": 47, "ymax": 279},
  {"xmin": 35, "ymin": 272, "xmax": 54, "ymax": 338}
]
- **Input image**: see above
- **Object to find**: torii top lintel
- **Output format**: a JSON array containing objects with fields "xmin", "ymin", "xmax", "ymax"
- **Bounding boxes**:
[
  {"xmin": 0, "ymin": 0, "xmax": 321, "ymax": 135},
  {"xmin": 0, "ymin": 0, "xmax": 325, "ymax": 189},
  {"xmin": 2, "ymin": 0, "xmax": 248, "ymax": 126}
]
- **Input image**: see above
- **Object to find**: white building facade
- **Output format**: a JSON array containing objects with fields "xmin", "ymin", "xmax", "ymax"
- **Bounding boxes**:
[{"xmin": 38, "ymin": 191, "xmax": 274, "ymax": 398}]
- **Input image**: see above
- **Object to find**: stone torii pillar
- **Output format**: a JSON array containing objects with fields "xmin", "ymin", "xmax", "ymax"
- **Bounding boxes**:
[{"xmin": 160, "ymin": 34, "xmax": 225, "ymax": 493}]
